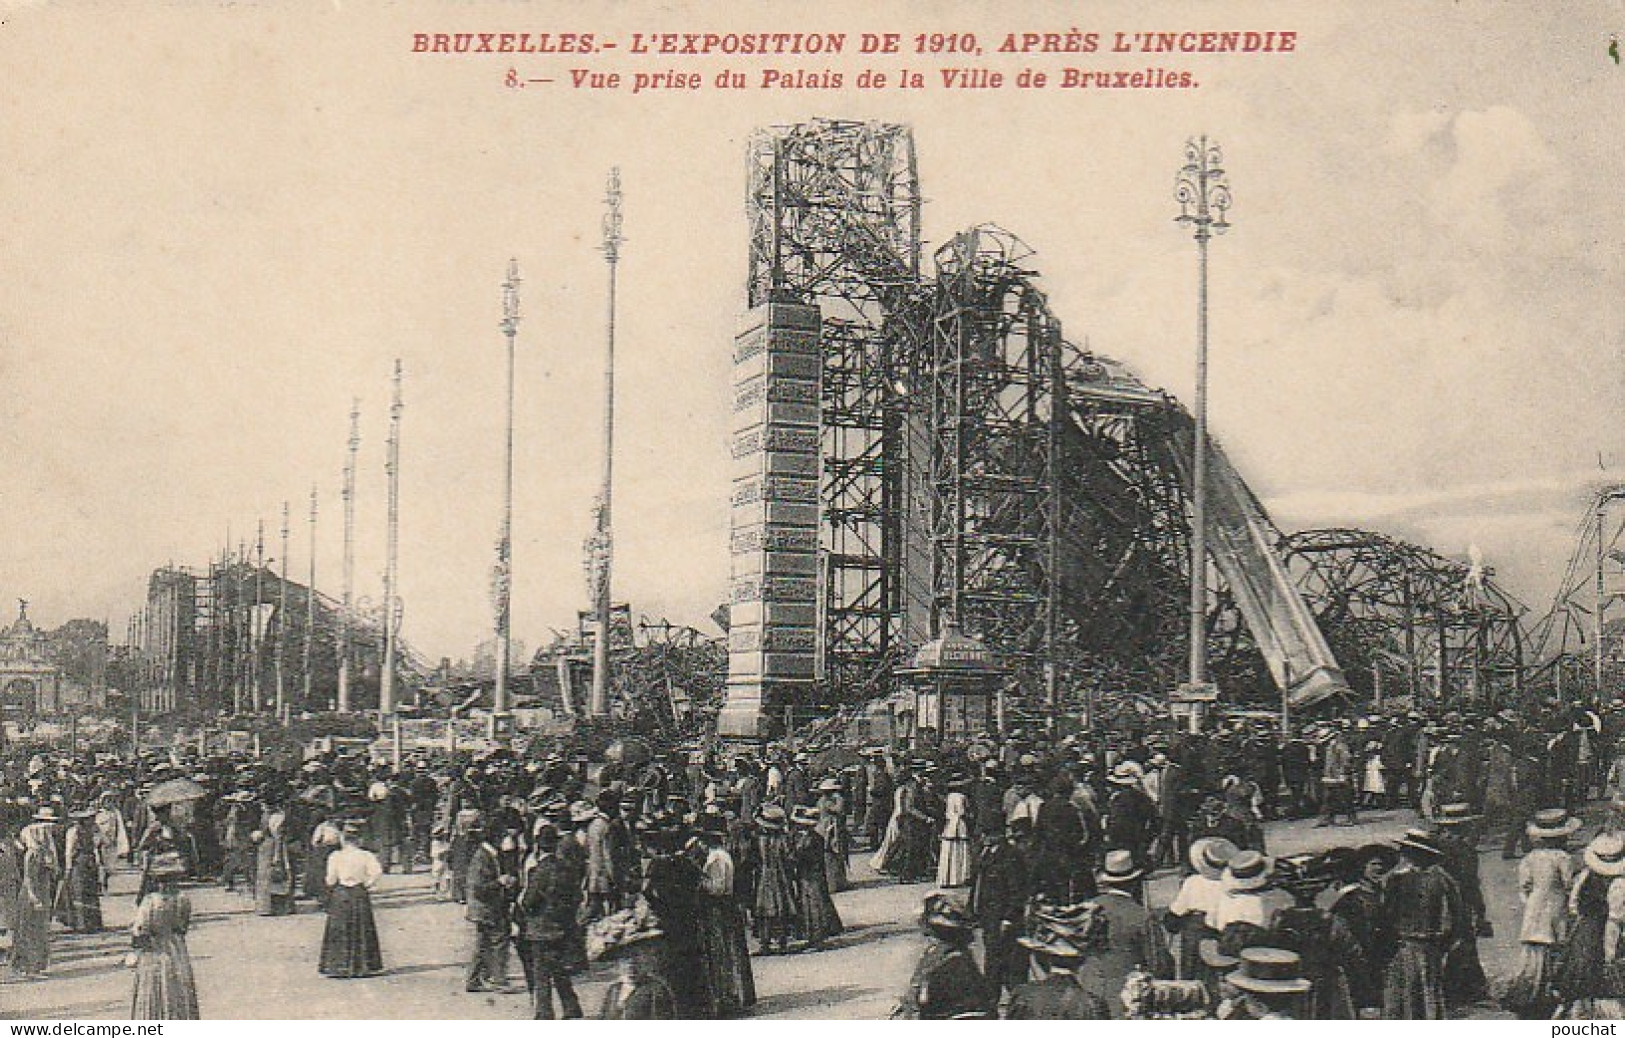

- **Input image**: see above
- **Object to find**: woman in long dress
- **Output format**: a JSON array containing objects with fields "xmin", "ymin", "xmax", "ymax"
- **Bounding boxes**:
[
  {"xmin": 130, "ymin": 864, "xmax": 200, "ymax": 1019},
  {"xmin": 1499, "ymin": 809, "xmax": 1579, "ymax": 1018},
  {"xmin": 252, "ymin": 806, "xmax": 295, "ymax": 916},
  {"xmin": 94, "ymin": 795, "xmax": 130, "ymax": 892},
  {"xmin": 753, "ymin": 806, "xmax": 798, "ymax": 954},
  {"xmin": 1559, "ymin": 833, "xmax": 1625, "ymax": 1011},
  {"xmin": 10, "ymin": 815, "xmax": 59, "ymax": 978},
  {"xmin": 813, "ymin": 779, "xmax": 849, "ymax": 893},
  {"xmin": 319, "ymin": 821, "xmax": 384, "ymax": 978},
  {"xmin": 693, "ymin": 821, "xmax": 755, "ymax": 1018},
  {"xmin": 63, "ymin": 811, "xmax": 104, "ymax": 932},
  {"xmin": 9, "ymin": 815, "xmax": 59, "ymax": 981},
  {"xmin": 790, "ymin": 807, "xmax": 843, "ymax": 949},
  {"xmin": 936, "ymin": 782, "xmax": 972, "ymax": 888}
]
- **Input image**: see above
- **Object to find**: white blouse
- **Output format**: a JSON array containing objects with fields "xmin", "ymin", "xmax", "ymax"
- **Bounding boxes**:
[{"xmin": 326, "ymin": 845, "xmax": 383, "ymax": 889}]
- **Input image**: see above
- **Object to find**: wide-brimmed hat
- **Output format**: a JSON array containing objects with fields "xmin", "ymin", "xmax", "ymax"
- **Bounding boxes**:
[
  {"xmin": 1227, "ymin": 947, "xmax": 1312, "ymax": 996},
  {"xmin": 817, "ymin": 777, "xmax": 842, "ymax": 793},
  {"xmin": 1099, "ymin": 849, "xmax": 1144, "ymax": 886},
  {"xmin": 1198, "ymin": 938, "xmax": 1239, "ymax": 971},
  {"xmin": 587, "ymin": 904, "xmax": 665, "ymax": 962},
  {"xmin": 758, "ymin": 804, "xmax": 787, "ymax": 830},
  {"xmin": 920, "ymin": 892, "xmax": 975, "ymax": 940},
  {"xmin": 31, "ymin": 806, "xmax": 59, "ymax": 823},
  {"xmin": 1189, "ymin": 836, "xmax": 1239, "ymax": 880},
  {"xmin": 1017, "ymin": 928, "xmax": 1086, "ymax": 961},
  {"xmin": 790, "ymin": 806, "xmax": 820, "ymax": 828},
  {"xmin": 569, "ymin": 801, "xmax": 597, "ymax": 824},
  {"xmin": 1107, "ymin": 762, "xmax": 1143, "ymax": 786},
  {"xmin": 1433, "ymin": 802, "xmax": 1479, "ymax": 826},
  {"xmin": 1587, "ymin": 833, "xmax": 1625, "ymax": 876},
  {"xmin": 1528, "ymin": 808, "xmax": 1583, "ymax": 841},
  {"xmin": 1396, "ymin": 829, "xmax": 1444, "ymax": 861},
  {"xmin": 1222, "ymin": 850, "xmax": 1273, "ymax": 892}
]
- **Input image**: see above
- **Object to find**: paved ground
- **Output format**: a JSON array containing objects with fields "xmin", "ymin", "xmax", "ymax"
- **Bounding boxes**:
[{"xmin": 0, "ymin": 806, "xmax": 1544, "ymax": 1019}]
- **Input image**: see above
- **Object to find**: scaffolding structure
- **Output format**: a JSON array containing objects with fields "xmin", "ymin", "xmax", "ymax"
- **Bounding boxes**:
[
  {"xmin": 1280, "ymin": 528, "xmax": 1525, "ymax": 709},
  {"xmin": 746, "ymin": 120, "xmax": 924, "ymax": 703}
]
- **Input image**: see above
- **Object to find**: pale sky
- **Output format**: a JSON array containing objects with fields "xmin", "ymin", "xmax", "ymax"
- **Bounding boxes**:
[{"xmin": 1, "ymin": 1, "xmax": 1621, "ymax": 661}]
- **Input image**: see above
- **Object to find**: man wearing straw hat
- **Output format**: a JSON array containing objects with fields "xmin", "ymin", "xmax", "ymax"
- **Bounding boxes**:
[
  {"xmin": 1380, "ymin": 830, "xmax": 1461, "ymax": 1019},
  {"xmin": 1218, "ymin": 947, "xmax": 1314, "ymax": 1020},
  {"xmin": 1076, "ymin": 850, "xmax": 1174, "ymax": 1016}
]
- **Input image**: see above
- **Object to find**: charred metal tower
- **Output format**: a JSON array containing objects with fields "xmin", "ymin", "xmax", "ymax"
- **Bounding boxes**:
[{"xmin": 742, "ymin": 120, "xmax": 922, "ymax": 714}]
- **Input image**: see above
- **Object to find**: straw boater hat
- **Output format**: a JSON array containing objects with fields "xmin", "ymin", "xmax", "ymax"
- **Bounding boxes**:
[
  {"xmin": 1586, "ymin": 833, "xmax": 1625, "ymax": 877},
  {"xmin": 1190, "ymin": 837, "xmax": 1240, "ymax": 880},
  {"xmin": 1227, "ymin": 948, "xmax": 1313, "ymax": 997},
  {"xmin": 1433, "ymin": 802, "xmax": 1479, "ymax": 827},
  {"xmin": 817, "ymin": 777, "xmax": 842, "ymax": 793},
  {"xmin": 1107, "ymin": 762, "xmax": 1143, "ymax": 786},
  {"xmin": 1527, "ymin": 808, "xmax": 1583, "ymax": 841},
  {"xmin": 757, "ymin": 804, "xmax": 787, "ymax": 831},
  {"xmin": 31, "ymin": 806, "xmax": 59, "ymax": 823},
  {"xmin": 1198, "ymin": 938, "xmax": 1240, "ymax": 971},
  {"xmin": 1222, "ymin": 850, "xmax": 1274, "ymax": 892},
  {"xmin": 1099, "ymin": 849, "xmax": 1144, "ymax": 886},
  {"xmin": 1395, "ymin": 829, "xmax": 1445, "ymax": 861},
  {"xmin": 790, "ymin": 806, "xmax": 820, "ymax": 828}
]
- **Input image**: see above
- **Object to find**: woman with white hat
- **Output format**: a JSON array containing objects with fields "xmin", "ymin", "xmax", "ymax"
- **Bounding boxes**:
[
  {"xmin": 1212, "ymin": 850, "xmax": 1292, "ymax": 949},
  {"xmin": 1557, "ymin": 831, "xmax": 1625, "ymax": 1011},
  {"xmin": 1499, "ymin": 808, "xmax": 1580, "ymax": 1017},
  {"xmin": 1168, "ymin": 837, "xmax": 1238, "ymax": 982},
  {"xmin": 129, "ymin": 856, "xmax": 199, "ymax": 1019},
  {"xmin": 8, "ymin": 811, "xmax": 59, "ymax": 978}
]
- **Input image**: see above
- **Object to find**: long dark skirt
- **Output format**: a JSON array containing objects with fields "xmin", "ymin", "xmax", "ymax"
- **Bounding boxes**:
[
  {"xmin": 1560, "ymin": 914, "xmax": 1609, "ymax": 1001},
  {"xmin": 1383, "ymin": 938, "xmax": 1446, "ymax": 1020},
  {"xmin": 65, "ymin": 859, "xmax": 103, "ymax": 932},
  {"xmin": 319, "ymin": 884, "xmax": 383, "ymax": 978},
  {"xmin": 796, "ymin": 875, "xmax": 843, "ymax": 945},
  {"xmin": 696, "ymin": 896, "xmax": 755, "ymax": 1017}
]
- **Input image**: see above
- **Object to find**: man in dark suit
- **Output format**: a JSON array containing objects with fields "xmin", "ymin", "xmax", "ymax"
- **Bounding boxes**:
[
  {"xmin": 1076, "ymin": 851, "xmax": 1173, "ymax": 1017},
  {"xmin": 465, "ymin": 820, "xmax": 516, "ymax": 993},
  {"xmin": 515, "ymin": 823, "xmax": 584, "ymax": 1019}
]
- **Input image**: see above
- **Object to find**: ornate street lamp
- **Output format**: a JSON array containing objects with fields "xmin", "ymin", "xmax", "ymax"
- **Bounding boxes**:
[{"xmin": 1173, "ymin": 136, "xmax": 1231, "ymax": 730}]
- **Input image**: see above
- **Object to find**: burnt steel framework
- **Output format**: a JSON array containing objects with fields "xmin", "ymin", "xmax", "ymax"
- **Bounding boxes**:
[
  {"xmin": 1279, "ymin": 529, "xmax": 1526, "ymax": 709},
  {"xmin": 742, "ymin": 119, "xmax": 1349, "ymax": 719},
  {"xmin": 1528, "ymin": 489, "xmax": 1625, "ymax": 703},
  {"xmin": 742, "ymin": 120, "xmax": 1425, "ymax": 725},
  {"xmin": 746, "ymin": 120, "xmax": 923, "ymax": 704}
]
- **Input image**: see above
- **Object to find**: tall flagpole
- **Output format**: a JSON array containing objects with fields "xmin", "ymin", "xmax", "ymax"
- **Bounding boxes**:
[
  {"xmin": 277, "ymin": 502, "xmax": 289, "ymax": 723},
  {"xmin": 339, "ymin": 401, "xmax": 359, "ymax": 713},
  {"xmin": 494, "ymin": 260, "xmax": 520, "ymax": 720},
  {"xmin": 590, "ymin": 168, "xmax": 623, "ymax": 718},
  {"xmin": 305, "ymin": 486, "xmax": 317, "ymax": 713},
  {"xmin": 381, "ymin": 360, "xmax": 402, "ymax": 721}
]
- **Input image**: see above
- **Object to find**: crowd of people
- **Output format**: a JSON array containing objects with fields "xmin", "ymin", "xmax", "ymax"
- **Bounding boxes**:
[{"xmin": 1, "ymin": 698, "xmax": 1625, "ymax": 1020}]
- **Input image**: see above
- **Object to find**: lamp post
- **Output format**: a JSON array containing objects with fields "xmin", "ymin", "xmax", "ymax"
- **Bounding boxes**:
[
  {"xmin": 590, "ymin": 168, "xmax": 624, "ymax": 718},
  {"xmin": 1173, "ymin": 135, "xmax": 1231, "ymax": 732},
  {"xmin": 1597, "ymin": 488, "xmax": 1625, "ymax": 704},
  {"xmin": 494, "ymin": 259, "xmax": 520, "ymax": 728}
]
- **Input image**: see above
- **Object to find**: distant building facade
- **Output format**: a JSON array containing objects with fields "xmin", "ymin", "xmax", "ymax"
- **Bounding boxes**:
[{"xmin": 0, "ymin": 600, "xmax": 64, "ymax": 718}]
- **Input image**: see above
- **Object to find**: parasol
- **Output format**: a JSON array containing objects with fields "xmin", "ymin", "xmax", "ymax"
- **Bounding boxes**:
[{"xmin": 146, "ymin": 777, "xmax": 207, "ymax": 808}]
